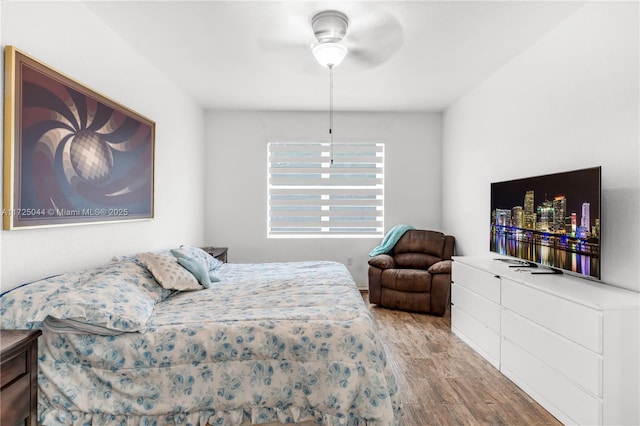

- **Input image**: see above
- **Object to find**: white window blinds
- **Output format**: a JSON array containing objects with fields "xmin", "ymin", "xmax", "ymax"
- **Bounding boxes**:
[{"xmin": 268, "ymin": 142, "xmax": 384, "ymax": 238}]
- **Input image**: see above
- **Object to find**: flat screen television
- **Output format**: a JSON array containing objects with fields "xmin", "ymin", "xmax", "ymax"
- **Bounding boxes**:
[{"xmin": 490, "ymin": 166, "xmax": 601, "ymax": 279}]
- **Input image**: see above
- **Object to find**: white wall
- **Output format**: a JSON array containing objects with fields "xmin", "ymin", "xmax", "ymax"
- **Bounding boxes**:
[
  {"xmin": 0, "ymin": 2, "xmax": 206, "ymax": 291},
  {"xmin": 205, "ymin": 111, "xmax": 442, "ymax": 287},
  {"xmin": 442, "ymin": 2, "xmax": 639, "ymax": 291}
]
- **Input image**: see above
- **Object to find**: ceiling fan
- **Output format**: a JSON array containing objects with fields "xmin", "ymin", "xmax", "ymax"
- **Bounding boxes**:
[
  {"xmin": 257, "ymin": 5, "xmax": 404, "ymax": 71},
  {"xmin": 257, "ymin": 6, "xmax": 403, "ymax": 163}
]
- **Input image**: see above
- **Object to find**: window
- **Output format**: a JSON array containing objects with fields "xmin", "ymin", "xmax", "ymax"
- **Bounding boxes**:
[{"xmin": 268, "ymin": 142, "xmax": 384, "ymax": 238}]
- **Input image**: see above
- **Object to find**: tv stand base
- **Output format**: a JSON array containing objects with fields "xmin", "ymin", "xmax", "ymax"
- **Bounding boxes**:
[
  {"xmin": 494, "ymin": 258, "xmax": 538, "ymax": 268},
  {"xmin": 531, "ymin": 267, "xmax": 563, "ymax": 275}
]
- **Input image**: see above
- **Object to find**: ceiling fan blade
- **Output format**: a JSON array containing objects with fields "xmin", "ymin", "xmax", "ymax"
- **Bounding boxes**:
[
  {"xmin": 344, "ymin": 30, "xmax": 403, "ymax": 69},
  {"xmin": 254, "ymin": 4, "xmax": 323, "ymax": 74},
  {"xmin": 343, "ymin": 8, "xmax": 404, "ymax": 69},
  {"xmin": 257, "ymin": 37, "xmax": 323, "ymax": 75},
  {"xmin": 256, "ymin": 3, "xmax": 315, "ymax": 48},
  {"xmin": 257, "ymin": 37, "xmax": 305, "ymax": 53},
  {"xmin": 345, "ymin": 47, "xmax": 387, "ymax": 69}
]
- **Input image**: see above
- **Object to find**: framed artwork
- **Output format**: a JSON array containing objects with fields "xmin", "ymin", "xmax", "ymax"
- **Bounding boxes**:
[{"xmin": 3, "ymin": 46, "xmax": 154, "ymax": 229}]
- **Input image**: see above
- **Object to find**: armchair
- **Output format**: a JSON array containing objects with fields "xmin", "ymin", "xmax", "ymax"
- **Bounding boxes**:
[{"xmin": 368, "ymin": 229, "xmax": 455, "ymax": 316}]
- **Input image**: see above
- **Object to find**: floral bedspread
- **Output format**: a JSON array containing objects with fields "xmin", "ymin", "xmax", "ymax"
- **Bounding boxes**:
[{"xmin": 31, "ymin": 261, "xmax": 401, "ymax": 425}]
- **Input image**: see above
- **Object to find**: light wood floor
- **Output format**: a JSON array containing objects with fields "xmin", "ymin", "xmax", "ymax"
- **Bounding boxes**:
[{"xmin": 361, "ymin": 291, "xmax": 561, "ymax": 426}]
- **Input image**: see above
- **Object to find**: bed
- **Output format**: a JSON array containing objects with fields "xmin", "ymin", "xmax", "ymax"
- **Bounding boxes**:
[{"xmin": 0, "ymin": 251, "xmax": 401, "ymax": 426}]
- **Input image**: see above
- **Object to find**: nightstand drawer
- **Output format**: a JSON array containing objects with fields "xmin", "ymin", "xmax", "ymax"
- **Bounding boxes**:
[
  {"xmin": 1, "ymin": 373, "xmax": 31, "ymax": 425},
  {"xmin": 1, "ymin": 329, "xmax": 41, "ymax": 426},
  {"xmin": 0, "ymin": 349, "xmax": 28, "ymax": 387}
]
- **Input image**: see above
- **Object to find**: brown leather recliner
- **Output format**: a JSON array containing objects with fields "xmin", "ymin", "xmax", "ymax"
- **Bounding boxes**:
[{"xmin": 368, "ymin": 229, "xmax": 455, "ymax": 316}]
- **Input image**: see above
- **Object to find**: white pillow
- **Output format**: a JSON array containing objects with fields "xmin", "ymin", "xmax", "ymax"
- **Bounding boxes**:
[{"xmin": 136, "ymin": 252, "xmax": 202, "ymax": 291}]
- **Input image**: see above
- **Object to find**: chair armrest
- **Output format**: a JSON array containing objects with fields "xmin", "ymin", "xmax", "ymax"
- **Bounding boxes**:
[
  {"xmin": 368, "ymin": 254, "xmax": 396, "ymax": 270},
  {"xmin": 428, "ymin": 259, "xmax": 452, "ymax": 275}
]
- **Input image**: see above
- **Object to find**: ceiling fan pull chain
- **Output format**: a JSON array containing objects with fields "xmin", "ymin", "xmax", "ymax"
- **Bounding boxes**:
[{"xmin": 330, "ymin": 65, "xmax": 334, "ymax": 165}]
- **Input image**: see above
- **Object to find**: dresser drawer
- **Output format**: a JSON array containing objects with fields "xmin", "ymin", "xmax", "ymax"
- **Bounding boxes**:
[
  {"xmin": 452, "ymin": 283, "xmax": 500, "ymax": 332},
  {"xmin": 501, "ymin": 338, "xmax": 601, "ymax": 425},
  {"xmin": 0, "ymin": 350, "xmax": 27, "ymax": 388},
  {"xmin": 501, "ymin": 278, "xmax": 603, "ymax": 353},
  {"xmin": 502, "ymin": 309, "xmax": 602, "ymax": 396},
  {"xmin": 452, "ymin": 304, "xmax": 500, "ymax": 368},
  {"xmin": 452, "ymin": 261, "xmax": 501, "ymax": 304}
]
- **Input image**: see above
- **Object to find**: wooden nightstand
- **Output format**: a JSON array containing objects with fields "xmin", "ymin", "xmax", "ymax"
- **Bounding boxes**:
[
  {"xmin": 202, "ymin": 246, "xmax": 228, "ymax": 263},
  {"xmin": 1, "ymin": 329, "xmax": 41, "ymax": 426}
]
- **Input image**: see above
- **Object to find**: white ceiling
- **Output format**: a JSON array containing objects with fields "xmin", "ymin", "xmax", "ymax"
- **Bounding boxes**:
[{"xmin": 83, "ymin": 1, "xmax": 585, "ymax": 112}]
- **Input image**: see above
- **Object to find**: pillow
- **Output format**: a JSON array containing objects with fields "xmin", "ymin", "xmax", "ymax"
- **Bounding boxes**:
[
  {"xmin": 0, "ymin": 265, "xmax": 158, "ymax": 333},
  {"xmin": 136, "ymin": 252, "xmax": 202, "ymax": 291},
  {"xmin": 171, "ymin": 247, "xmax": 222, "ymax": 288},
  {"xmin": 174, "ymin": 245, "xmax": 224, "ymax": 271},
  {"xmin": 174, "ymin": 256, "xmax": 212, "ymax": 289},
  {"xmin": 103, "ymin": 259, "xmax": 172, "ymax": 302},
  {"xmin": 1, "ymin": 275, "xmax": 74, "ymax": 330},
  {"xmin": 45, "ymin": 281, "xmax": 156, "ymax": 332}
]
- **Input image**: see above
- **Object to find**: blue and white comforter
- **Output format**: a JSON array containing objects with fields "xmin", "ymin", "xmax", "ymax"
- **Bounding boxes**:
[{"xmin": 2, "ymin": 260, "xmax": 401, "ymax": 425}]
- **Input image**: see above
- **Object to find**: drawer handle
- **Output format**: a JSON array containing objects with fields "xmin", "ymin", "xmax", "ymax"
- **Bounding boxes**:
[{"xmin": 494, "ymin": 275, "xmax": 500, "ymax": 279}]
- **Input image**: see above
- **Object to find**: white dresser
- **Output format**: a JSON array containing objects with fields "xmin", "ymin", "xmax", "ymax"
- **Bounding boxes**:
[{"xmin": 451, "ymin": 256, "xmax": 640, "ymax": 425}]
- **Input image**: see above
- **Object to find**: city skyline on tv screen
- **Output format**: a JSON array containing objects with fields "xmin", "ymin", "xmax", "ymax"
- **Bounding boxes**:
[
  {"xmin": 491, "ymin": 168, "xmax": 600, "ymax": 230},
  {"xmin": 490, "ymin": 166, "xmax": 601, "ymax": 279}
]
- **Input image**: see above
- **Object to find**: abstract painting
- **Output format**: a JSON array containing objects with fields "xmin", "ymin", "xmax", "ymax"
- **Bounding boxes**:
[{"xmin": 3, "ymin": 46, "xmax": 154, "ymax": 229}]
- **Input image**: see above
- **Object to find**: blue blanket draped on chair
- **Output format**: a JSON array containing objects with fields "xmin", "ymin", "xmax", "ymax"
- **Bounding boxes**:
[{"xmin": 369, "ymin": 224, "xmax": 415, "ymax": 257}]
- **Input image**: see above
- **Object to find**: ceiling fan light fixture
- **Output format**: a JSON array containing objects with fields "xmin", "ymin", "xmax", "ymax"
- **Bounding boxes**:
[{"xmin": 312, "ymin": 42, "xmax": 348, "ymax": 68}]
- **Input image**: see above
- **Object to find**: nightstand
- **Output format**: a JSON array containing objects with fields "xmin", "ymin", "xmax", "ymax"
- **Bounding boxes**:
[
  {"xmin": 1, "ymin": 329, "xmax": 41, "ymax": 426},
  {"xmin": 202, "ymin": 246, "xmax": 228, "ymax": 263}
]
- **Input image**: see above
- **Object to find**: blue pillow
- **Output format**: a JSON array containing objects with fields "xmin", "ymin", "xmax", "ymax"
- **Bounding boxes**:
[
  {"xmin": 171, "ymin": 248, "xmax": 220, "ymax": 289},
  {"xmin": 176, "ymin": 256, "xmax": 211, "ymax": 288},
  {"xmin": 175, "ymin": 245, "xmax": 224, "ymax": 271}
]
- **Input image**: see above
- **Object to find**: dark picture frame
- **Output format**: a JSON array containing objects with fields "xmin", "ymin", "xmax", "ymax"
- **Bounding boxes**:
[{"xmin": 3, "ymin": 46, "xmax": 154, "ymax": 229}]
